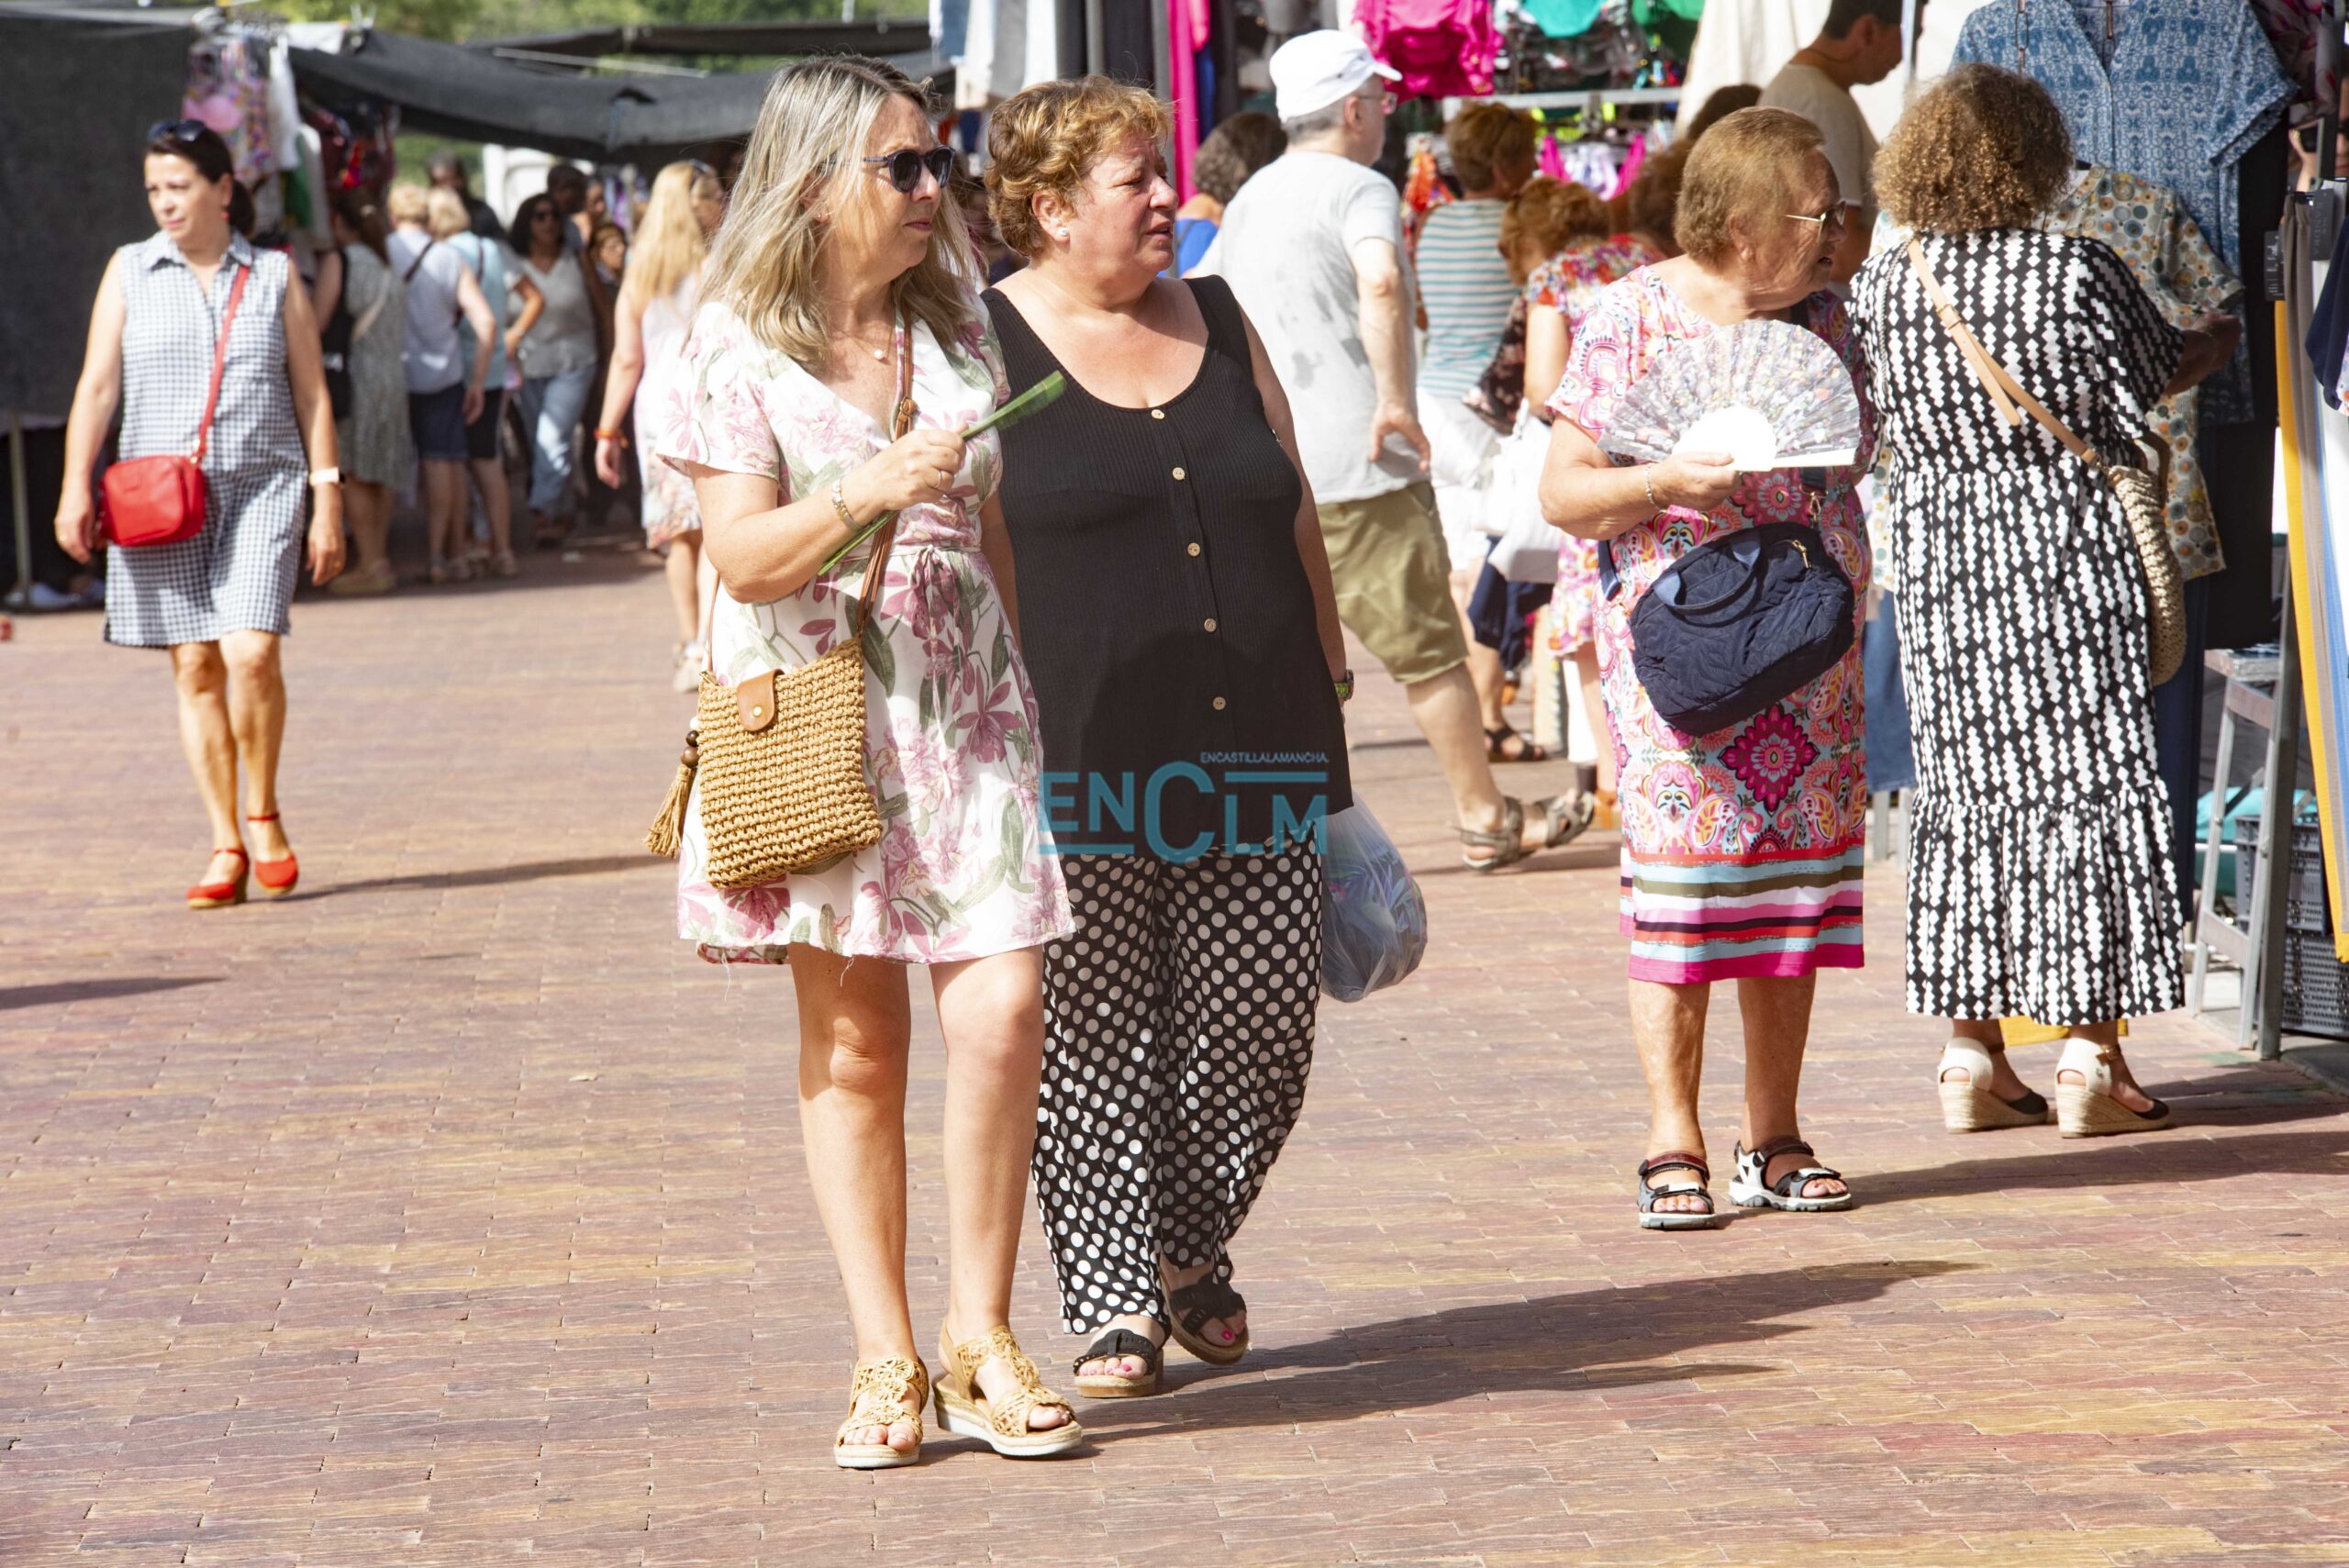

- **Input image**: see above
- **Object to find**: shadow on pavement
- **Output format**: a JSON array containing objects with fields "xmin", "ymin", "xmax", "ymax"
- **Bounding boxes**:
[
  {"xmin": 1857, "ymin": 1124, "xmax": 2349, "ymax": 1207},
  {"xmin": 1092, "ymin": 1259, "xmax": 1973, "ymax": 1434},
  {"xmin": 324, "ymin": 853, "xmax": 656, "ymax": 897},
  {"xmin": 0, "ymin": 976, "xmax": 221, "ymax": 1011}
]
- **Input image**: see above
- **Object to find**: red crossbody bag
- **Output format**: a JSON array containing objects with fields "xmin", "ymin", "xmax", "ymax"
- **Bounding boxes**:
[{"xmin": 102, "ymin": 262, "xmax": 251, "ymax": 549}]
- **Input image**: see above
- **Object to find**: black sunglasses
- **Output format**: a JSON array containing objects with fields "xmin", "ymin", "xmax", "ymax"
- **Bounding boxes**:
[
  {"xmin": 147, "ymin": 118, "xmax": 208, "ymax": 144},
  {"xmin": 863, "ymin": 147, "xmax": 956, "ymax": 194}
]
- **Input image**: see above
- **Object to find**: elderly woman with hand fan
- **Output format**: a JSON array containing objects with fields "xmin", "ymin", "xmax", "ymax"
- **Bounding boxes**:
[
  {"xmin": 979, "ymin": 77, "xmax": 1353, "ymax": 1399},
  {"xmin": 1538, "ymin": 107, "xmax": 1876, "ymax": 1230}
]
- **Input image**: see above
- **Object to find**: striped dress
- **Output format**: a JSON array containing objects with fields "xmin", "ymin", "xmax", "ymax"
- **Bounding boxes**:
[
  {"xmin": 1548, "ymin": 268, "xmax": 1876, "ymax": 984},
  {"xmin": 106, "ymin": 231, "xmax": 307, "ymax": 648}
]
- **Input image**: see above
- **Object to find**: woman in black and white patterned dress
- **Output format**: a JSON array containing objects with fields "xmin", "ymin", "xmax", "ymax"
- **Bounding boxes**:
[
  {"xmin": 55, "ymin": 124, "xmax": 345, "ymax": 909},
  {"xmin": 1848, "ymin": 67, "xmax": 2238, "ymax": 1138}
]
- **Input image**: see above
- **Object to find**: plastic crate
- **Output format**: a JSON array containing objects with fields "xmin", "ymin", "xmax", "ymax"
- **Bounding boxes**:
[
  {"xmin": 2232, "ymin": 816, "xmax": 2331, "ymax": 936},
  {"xmin": 2281, "ymin": 928, "xmax": 2349, "ymax": 1040}
]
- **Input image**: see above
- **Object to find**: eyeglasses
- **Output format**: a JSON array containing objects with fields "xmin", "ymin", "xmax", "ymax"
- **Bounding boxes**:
[
  {"xmin": 1362, "ymin": 88, "xmax": 1399, "ymax": 113},
  {"xmin": 147, "ymin": 118, "xmax": 207, "ymax": 144},
  {"xmin": 863, "ymin": 147, "xmax": 957, "ymax": 194},
  {"xmin": 1787, "ymin": 206, "xmax": 1853, "ymax": 235}
]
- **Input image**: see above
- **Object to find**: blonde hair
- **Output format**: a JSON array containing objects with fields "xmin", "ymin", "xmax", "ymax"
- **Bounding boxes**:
[
  {"xmin": 385, "ymin": 182, "xmax": 430, "ymax": 227},
  {"xmin": 626, "ymin": 161, "xmax": 720, "ymax": 306},
  {"xmin": 702, "ymin": 55, "xmax": 975, "ymax": 372},
  {"xmin": 986, "ymin": 77, "xmax": 1172, "ymax": 258},
  {"xmin": 1446, "ymin": 102, "xmax": 1536, "ymax": 195},
  {"xmin": 425, "ymin": 187, "xmax": 471, "ymax": 239},
  {"xmin": 1673, "ymin": 107, "xmax": 1826, "ymax": 265}
]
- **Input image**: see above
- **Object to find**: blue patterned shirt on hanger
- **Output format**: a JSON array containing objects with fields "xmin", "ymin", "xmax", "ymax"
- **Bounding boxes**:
[{"xmin": 1954, "ymin": 0, "xmax": 2293, "ymax": 424}]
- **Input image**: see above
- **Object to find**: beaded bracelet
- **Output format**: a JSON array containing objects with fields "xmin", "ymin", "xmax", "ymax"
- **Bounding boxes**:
[
  {"xmin": 829, "ymin": 478, "xmax": 858, "ymax": 534},
  {"xmin": 1642, "ymin": 467, "xmax": 1662, "ymax": 513}
]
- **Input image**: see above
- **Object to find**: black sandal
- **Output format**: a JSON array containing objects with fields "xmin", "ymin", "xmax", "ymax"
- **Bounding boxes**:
[
  {"xmin": 1072, "ymin": 1328, "xmax": 1163, "ymax": 1399},
  {"xmin": 1166, "ymin": 1277, "xmax": 1249, "ymax": 1367},
  {"xmin": 1636, "ymin": 1151, "xmax": 1719, "ymax": 1230},
  {"xmin": 1459, "ymin": 793, "xmax": 1596, "ymax": 873},
  {"xmin": 1485, "ymin": 724, "xmax": 1549, "ymax": 763}
]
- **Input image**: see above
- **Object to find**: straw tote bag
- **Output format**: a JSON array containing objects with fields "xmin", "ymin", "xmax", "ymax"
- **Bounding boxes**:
[
  {"xmin": 1905, "ymin": 239, "xmax": 2185, "ymax": 686},
  {"xmin": 645, "ymin": 325, "xmax": 915, "ymax": 887}
]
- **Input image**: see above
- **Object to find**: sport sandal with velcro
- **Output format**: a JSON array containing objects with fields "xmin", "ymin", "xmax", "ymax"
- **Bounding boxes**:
[
  {"xmin": 1635, "ymin": 1151, "xmax": 1719, "ymax": 1229},
  {"xmin": 1729, "ymin": 1137, "xmax": 1854, "ymax": 1212},
  {"xmin": 933, "ymin": 1325, "xmax": 1084, "ymax": 1458}
]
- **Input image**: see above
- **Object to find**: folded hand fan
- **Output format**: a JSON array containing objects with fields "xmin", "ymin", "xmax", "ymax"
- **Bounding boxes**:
[{"xmin": 1598, "ymin": 319, "xmax": 1861, "ymax": 471}]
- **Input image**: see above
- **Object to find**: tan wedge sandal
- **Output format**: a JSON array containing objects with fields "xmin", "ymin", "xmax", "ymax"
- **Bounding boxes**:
[
  {"xmin": 2054, "ymin": 1038, "xmax": 2172, "ymax": 1138},
  {"xmin": 933, "ymin": 1326, "xmax": 1084, "ymax": 1458},
  {"xmin": 1936, "ymin": 1040, "xmax": 2051, "ymax": 1132},
  {"xmin": 834, "ymin": 1355, "xmax": 929, "ymax": 1470}
]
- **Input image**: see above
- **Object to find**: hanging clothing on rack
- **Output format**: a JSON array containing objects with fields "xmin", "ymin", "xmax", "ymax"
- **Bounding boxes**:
[
  {"xmin": 1358, "ymin": 0, "xmax": 1497, "ymax": 99},
  {"xmin": 2247, "ymin": 0, "xmax": 2336, "ymax": 126},
  {"xmin": 1953, "ymin": 0, "xmax": 2293, "ymax": 425}
]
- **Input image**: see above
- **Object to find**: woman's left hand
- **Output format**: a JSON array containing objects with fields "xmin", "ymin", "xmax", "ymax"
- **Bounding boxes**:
[{"xmin": 306, "ymin": 492, "xmax": 347, "ymax": 585}]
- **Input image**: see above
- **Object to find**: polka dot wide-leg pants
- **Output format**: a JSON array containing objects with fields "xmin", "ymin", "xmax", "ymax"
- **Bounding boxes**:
[{"xmin": 1032, "ymin": 846, "xmax": 1323, "ymax": 1335}]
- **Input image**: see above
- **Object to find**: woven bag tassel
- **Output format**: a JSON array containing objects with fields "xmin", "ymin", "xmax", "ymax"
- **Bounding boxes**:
[{"xmin": 646, "ymin": 728, "xmax": 699, "ymax": 859}]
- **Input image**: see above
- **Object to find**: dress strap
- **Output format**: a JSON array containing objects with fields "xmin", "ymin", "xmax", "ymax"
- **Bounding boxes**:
[{"xmin": 1184, "ymin": 274, "xmax": 1250, "ymax": 369}]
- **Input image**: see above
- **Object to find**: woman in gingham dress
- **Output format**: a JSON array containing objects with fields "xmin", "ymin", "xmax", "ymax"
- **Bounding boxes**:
[{"xmin": 55, "ymin": 124, "xmax": 345, "ymax": 910}]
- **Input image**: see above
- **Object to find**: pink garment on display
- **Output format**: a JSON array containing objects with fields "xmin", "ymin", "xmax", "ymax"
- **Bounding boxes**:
[
  {"xmin": 1538, "ymin": 130, "xmax": 1568, "ymax": 182},
  {"xmin": 1357, "ymin": 0, "xmax": 1497, "ymax": 100},
  {"xmin": 1606, "ymin": 131, "xmax": 1646, "ymax": 201},
  {"xmin": 1167, "ymin": 0, "xmax": 1202, "ymax": 200}
]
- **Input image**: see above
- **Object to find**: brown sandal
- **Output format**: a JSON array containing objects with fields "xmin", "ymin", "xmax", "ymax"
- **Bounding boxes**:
[
  {"xmin": 933, "ymin": 1326, "xmax": 1083, "ymax": 1458},
  {"xmin": 1460, "ymin": 793, "xmax": 1596, "ymax": 873},
  {"xmin": 834, "ymin": 1356, "xmax": 928, "ymax": 1470}
]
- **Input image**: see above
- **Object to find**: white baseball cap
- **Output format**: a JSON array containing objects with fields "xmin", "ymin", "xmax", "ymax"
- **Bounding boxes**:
[{"xmin": 1270, "ymin": 30, "xmax": 1402, "ymax": 123}]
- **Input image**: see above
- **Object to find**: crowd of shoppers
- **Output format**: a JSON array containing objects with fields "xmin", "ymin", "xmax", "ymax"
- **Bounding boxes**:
[{"xmin": 58, "ymin": 3, "xmax": 2241, "ymax": 1465}]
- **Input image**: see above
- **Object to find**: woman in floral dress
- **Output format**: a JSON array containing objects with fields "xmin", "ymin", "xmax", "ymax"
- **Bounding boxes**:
[
  {"xmin": 1540, "ymin": 109, "xmax": 1874, "ymax": 1229},
  {"xmin": 657, "ymin": 57, "xmax": 1080, "ymax": 1469}
]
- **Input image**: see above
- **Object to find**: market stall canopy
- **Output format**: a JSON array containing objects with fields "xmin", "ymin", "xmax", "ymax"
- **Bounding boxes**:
[
  {"xmin": 0, "ymin": 2, "xmax": 195, "ymax": 416},
  {"xmin": 289, "ymin": 28, "xmax": 783, "ymax": 163},
  {"xmin": 476, "ymin": 17, "xmax": 931, "ymax": 60}
]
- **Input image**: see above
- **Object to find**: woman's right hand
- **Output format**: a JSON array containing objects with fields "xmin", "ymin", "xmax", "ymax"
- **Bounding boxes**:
[
  {"xmin": 848, "ymin": 429, "xmax": 967, "ymax": 516},
  {"xmin": 1647, "ymin": 451, "xmax": 1740, "ymax": 514},
  {"xmin": 594, "ymin": 434, "xmax": 626, "ymax": 488},
  {"xmin": 54, "ymin": 485, "xmax": 99, "ymax": 564}
]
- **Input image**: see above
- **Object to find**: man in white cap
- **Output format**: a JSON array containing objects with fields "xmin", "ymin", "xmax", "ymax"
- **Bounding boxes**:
[{"xmin": 1198, "ymin": 29, "xmax": 1592, "ymax": 870}]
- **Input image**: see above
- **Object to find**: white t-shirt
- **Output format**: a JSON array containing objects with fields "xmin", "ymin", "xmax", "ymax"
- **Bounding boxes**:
[
  {"xmin": 386, "ymin": 228, "xmax": 469, "ymax": 395},
  {"xmin": 1196, "ymin": 150, "xmax": 1420, "ymax": 506},
  {"xmin": 1759, "ymin": 61, "xmax": 1877, "ymax": 210}
]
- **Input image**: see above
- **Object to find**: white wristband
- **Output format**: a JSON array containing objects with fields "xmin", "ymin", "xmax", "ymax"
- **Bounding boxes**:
[{"xmin": 308, "ymin": 467, "xmax": 342, "ymax": 487}]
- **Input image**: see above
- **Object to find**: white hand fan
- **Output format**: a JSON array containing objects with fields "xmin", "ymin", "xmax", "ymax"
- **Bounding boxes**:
[{"xmin": 1598, "ymin": 319, "xmax": 1862, "ymax": 471}]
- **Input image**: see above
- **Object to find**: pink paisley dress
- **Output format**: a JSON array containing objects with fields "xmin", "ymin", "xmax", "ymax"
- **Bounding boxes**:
[
  {"xmin": 1548, "ymin": 268, "xmax": 1876, "ymax": 984},
  {"xmin": 1528, "ymin": 235, "xmax": 1664, "ymax": 654},
  {"xmin": 656, "ymin": 296, "xmax": 1074, "ymax": 964}
]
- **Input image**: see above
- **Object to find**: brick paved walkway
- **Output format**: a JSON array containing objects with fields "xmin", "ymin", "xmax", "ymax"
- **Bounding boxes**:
[{"xmin": 7, "ymin": 557, "xmax": 2349, "ymax": 1566}]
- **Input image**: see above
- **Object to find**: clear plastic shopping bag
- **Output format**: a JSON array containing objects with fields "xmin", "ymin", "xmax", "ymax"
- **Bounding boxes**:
[{"xmin": 1319, "ymin": 802, "xmax": 1428, "ymax": 1004}]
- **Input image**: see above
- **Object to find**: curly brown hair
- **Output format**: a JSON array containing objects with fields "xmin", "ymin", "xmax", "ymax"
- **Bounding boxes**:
[
  {"xmin": 1446, "ymin": 101, "xmax": 1537, "ymax": 195},
  {"xmin": 1192, "ymin": 111, "xmax": 1286, "ymax": 205},
  {"xmin": 985, "ymin": 76, "xmax": 1172, "ymax": 257},
  {"xmin": 1617, "ymin": 141, "xmax": 1690, "ymax": 251},
  {"xmin": 1499, "ymin": 177, "xmax": 1612, "ymax": 281},
  {"xmin": 1875, "ymin": 64, "xmax": 2073, "ymax": 233}
]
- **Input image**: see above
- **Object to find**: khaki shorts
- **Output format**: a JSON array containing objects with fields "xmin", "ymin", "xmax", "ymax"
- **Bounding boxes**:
[{"xmin": 1317, "ymin": 480, "xmax": 1471, "ymax": 686}]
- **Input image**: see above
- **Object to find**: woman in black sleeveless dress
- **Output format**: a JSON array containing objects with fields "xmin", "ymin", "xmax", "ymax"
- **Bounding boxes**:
[{"xmin": 982, "ymin": 79, "xmax": 1352, "ymax": 1397}]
